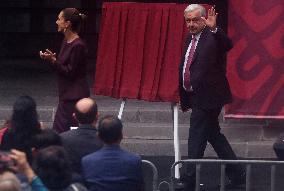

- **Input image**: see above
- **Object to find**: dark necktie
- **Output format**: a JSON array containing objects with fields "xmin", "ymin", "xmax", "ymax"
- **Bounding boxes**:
[{"xmin": 183, "ymin": 35, "xmax": 197, "ymax": 91}]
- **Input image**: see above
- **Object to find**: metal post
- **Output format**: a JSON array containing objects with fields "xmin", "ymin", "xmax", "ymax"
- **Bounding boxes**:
[
  {"xmin": 118, "ymin": 98, "xmax": 126, "ymax": 119},
  {"xmin": 271, "ymin": 165, "xmax": 276, "ymax": 191},
  {"xmin": 172, "ymin": 103, "xmax": 181, "ymax": 178},
  {"xmin": 195, "ymin": 164, "xmax": 201, "ymax": 191},
  {"xmin": 246, "ymin": 164, "xmax": 251, "ymax": 191},
  {"xmin": 142, "ymin": 160, "xmax": 159, "ymax": 191},
  {"xmin": 220, "ymin": 164, "xmax": 226, "ymax": 191},
  {"xmin": 170, "ymin": 161, "xmax": 183, "ymax": 191}
]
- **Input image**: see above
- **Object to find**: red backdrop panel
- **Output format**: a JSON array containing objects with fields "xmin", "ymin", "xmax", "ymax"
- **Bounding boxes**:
[
  {"xmin": 94, "ymin": 2, "xmax": 211, "ymax": 102},
  {"xmin": 94, "ymin": 2, "xmax": 190, "ymax": 102},
  {"xmin": 226, "ymin": 0, "xmax": 284, "ymax": 118}
]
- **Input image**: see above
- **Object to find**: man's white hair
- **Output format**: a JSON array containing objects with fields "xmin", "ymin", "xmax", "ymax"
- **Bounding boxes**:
[{"xmin": 184, "ymin": 4, "xmax": 206, "ymax": 17}]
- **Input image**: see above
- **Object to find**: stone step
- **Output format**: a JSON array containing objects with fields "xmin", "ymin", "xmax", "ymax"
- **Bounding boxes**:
[
  {"xmin": 19, "ymin": 121, "xmax": 277, "ymax": 158},
  {"xmin": 1, "ymin": 101, "xmax": 278, "ymax": 126},
  {"xmin": 9, "ymin": 120, "xmax": 275, "ymax": 142},
  {"xmin": 121, "ymin": 139, "xmax": 276, "ymax": 158},
  {"xmin": 123, "ymin": 122, "xmax": 279, "ymax": 142},
  {"xmin": 0, "ymin": 106, "xmax": 55, "ymax": 123},
  {"xmin": 0, "ymin": 102, "xmax": 282, "ymax": 143}
]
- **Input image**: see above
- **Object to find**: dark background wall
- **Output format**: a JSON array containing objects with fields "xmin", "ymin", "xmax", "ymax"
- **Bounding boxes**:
[
  {"xmin": 0, "ymin": 0, "xmax": 227, "ymax": 80},
  {"xmin": 0, "ymin": 0, "xmax": 99, "ymax": 78}
]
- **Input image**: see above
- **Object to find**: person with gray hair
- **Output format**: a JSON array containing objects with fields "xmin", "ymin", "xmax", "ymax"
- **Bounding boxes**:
[
  {"xmin": 184, "ymin": 4, "xmax": 206, "ymax": 17},
  {"xmin": 178, "ymin": 4, "xmax": 245, "ymax": 190}
]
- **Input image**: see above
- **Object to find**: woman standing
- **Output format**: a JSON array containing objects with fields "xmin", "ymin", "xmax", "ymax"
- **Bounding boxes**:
[{"xmin": 39, "ymin": 8, "xmax": 90, "ymax": 133}]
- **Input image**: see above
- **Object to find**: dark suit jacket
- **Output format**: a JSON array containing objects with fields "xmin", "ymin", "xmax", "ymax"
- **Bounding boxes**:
[
  {"xmin": 82, "ymin": 145, "xmax": 143, "ymax": 191},
  {"xmin": 179, "ymin": 27, "xmax": 233, "ymax": 111},
  {"xmin": 61, "ymin": 124, "xmax": 103, "ymax": 175}
]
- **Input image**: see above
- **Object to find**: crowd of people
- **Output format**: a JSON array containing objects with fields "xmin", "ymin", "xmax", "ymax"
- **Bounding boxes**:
[{"xmin": 0, "ymin": 96, "xmax": 143, "ymax": 191}]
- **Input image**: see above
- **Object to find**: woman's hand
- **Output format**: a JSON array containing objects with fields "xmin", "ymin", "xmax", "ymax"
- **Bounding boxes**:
[{"xmin": 39, "ymin": 49, "xmax": 56, "ymax": 63}]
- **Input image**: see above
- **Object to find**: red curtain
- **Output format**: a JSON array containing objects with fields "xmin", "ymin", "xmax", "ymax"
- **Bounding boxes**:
[
  {"xmin": 226, "ymin": 0, "xmax": 284, "ymax": 118},
  {"xmin": 94, "ymin": 2, "xmax": 190, "ymax": 102}
]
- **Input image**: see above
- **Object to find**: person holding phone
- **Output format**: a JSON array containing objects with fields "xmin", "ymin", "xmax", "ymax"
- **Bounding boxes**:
[
  {"xmin": 9, "ymin": 149, "xmax": 48, "ymax": 191},
  {"xmin": 39, "ymin": 8, "xmax": 90, "ymax": 133}
]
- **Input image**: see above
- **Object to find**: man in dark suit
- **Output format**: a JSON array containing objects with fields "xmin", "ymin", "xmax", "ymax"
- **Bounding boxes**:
[
  {"xmin": 61, "ymin": 98, "xmax": 103, "ymax": 176},
  {"xmin": 179, "ymin": 4, "xmax": 244, "ymax": 190},
  {"xmin": 82, "ymin": 115, "xmax": 143, "ymax": 191}
]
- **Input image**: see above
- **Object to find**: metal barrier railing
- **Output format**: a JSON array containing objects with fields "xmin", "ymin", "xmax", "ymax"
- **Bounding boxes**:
[
  {"xmin": 142, "ymin": 159, "xmax": 159, "ymax": 191},
  {"xmin": 170, "ymin": 159, "xmax": 284, "ymax": 191}
]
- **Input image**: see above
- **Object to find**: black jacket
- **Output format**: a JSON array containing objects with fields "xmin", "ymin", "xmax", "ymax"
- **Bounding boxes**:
[
  {"xmin": 61, "ymin": 124, "xmax": 103, "ymax": 174},
  {"xmin": 179, "ymin": 27, "xmax": 233, "ymax": 111}
]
